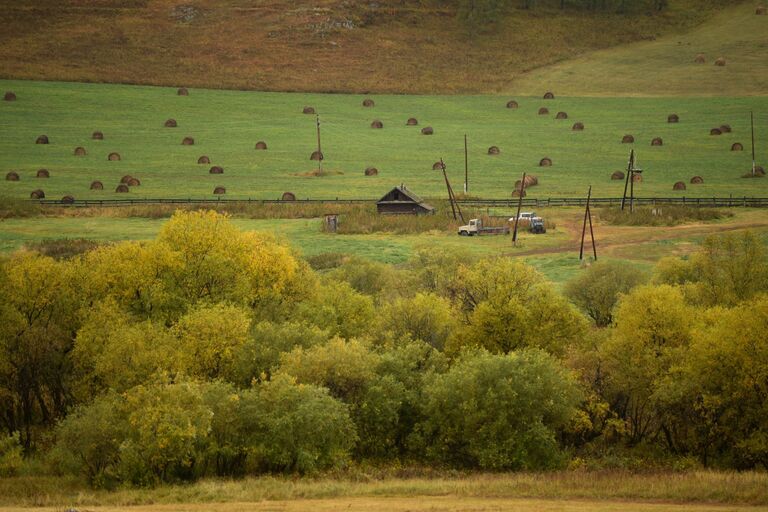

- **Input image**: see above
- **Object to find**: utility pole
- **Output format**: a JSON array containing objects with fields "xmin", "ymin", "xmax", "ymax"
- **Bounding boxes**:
[
  {"xmin": 751, "ymin": 111, "xmax": 757, "ymax": 177},
  {"xmin": 512, "ymin": 172, "xmax": 526, "ymax": 244},
  {"xmin": 464, "ymin": 134, "xmax": 469, "ymax": 194},
  {"xmin": 316, "ymin": 114, "xmax": 323, "ymax": 174},
  {"xmin": 621, "ymin": 150, "xmax": 634, "ymax": 211},
  {"xmin": 440, "ymin": 159, "xmax": 464, "ymax": 223},
  {"xmin": 580, "ymin": 185, "xmax": 597, "ymax": 261}
]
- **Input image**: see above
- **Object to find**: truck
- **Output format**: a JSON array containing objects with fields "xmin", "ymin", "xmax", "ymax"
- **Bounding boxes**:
[
  {"xmin": 529, "ymin": 217, "xmax": 546, "ymax": 234},
  {"xmin": 458, "ymin": 218, "xmax": 510, "ymax": 236}
]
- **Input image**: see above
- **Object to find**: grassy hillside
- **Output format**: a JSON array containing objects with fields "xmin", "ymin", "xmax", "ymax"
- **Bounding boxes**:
[{"xmin": 0, "ymin": 0, "xmax": 746, "ymax": 94}]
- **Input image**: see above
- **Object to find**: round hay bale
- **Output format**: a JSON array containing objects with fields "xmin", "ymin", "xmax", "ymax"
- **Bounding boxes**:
[
  {"xmin": 182, "ymin": 136, "xmax": 195, "ymax": 145},
  {"xmin": 177, "ymin": 87, "xmax": 189, "ymax": 96},
  {"xmin": 92, "ymin": 131, "xmax": 104, "ymax": 140},
  {"xmin": 127, "ymin": 177, "xmax": 140, "ymax": 186},
  {"xmin": 36, "ymin": 135, "xmax": 49, "ymax": 144},
  {"xmin": 213, "ymin": 186, "xmax": 226, "ymax": 195},
  {"xmin": 538, "ymin": 107, "xmax": 549, "ymax": 115},
  {"xmin": 555, "ymin": 111, "xmax": 568, "ymax": 120},
  {"xmin": 690, "ymin": 176, "xmax": 704, "ymax": 184},
  {"xmin": 255, "ymin": 141, "xmax": 268, "ymax": 150},
  {"xmin": 209, "ymin": 166, "xmax": 224, "ymax": 174},
  {"xmin": 432, "ymin": 161, "xmax": 444, "ymax": 170},
  {"xmin": 303, "ymin": 106, "xmax": 316, "ymax": 114},
  {"xmin": 611, "ymin": 171, "xmax": 625, "ymax": 180},
  {"xmin": 673, "ymin": 181, "xmax": 686, "ymax": 191},
  {"xmin": 622, "ymin": 134, "xmax": 635, "ymax": 144},
  {"xmin": 281, "ymin": 191, "xmax": 296, "ymax": 201},
  {"xmin": 74, "ymin": 146, "xmax": 87, "ymax": 156},
  {"xmin": 539, "ymin": 157, "xmax": 552, "ymax": 167},
  {"xmin": 651, "ymin": 137, "xmax": 663, "ymax": 146},
  {"xmin": 371, "ymin": 120, "xmax": 383, "ymax": 129},
  {"xmin": 694, "ymin": 53, "xmax": 706, "ymax": 64},
  {"xmin": 720, "ymin": 124, "xmax": 732, "ymax": 133},
  {"xmin": 512, "ymin": 188, "xmax": 527, "ymax": 198},
  {"xmin": 364, "ymin": 167, "xmax": 378, "ymax": 176},
  {"xmin": 488, "ymin": 146, "xmax": 500, "ymax": 155},
  {"xmin": 310, "ymin": 150, "xmax": 324, "ymax": 161},
  {"xmin": 61, "ymin": 195, "xmax": 75, "ymax": 204},
  {"xmin": 406, "ymin": 117, "xmax": 418, "ymax": 126},
  {"xmin": 36, "ymin": 169, "xmax": 49, "ymax": 178},
  {"xmin": 715, "ymin": 57, "xmax": 726, "ymax": 66},
  {"xmin": 5, "ymin": 171, "xmax": 19, "ymax": 181},
  {"xmin": 710, "ymin": 128, "xmax": 722, "ymax": 136},
  {"xmin": 164, "ymin": 119, "xmax": 177, "ymax": 128},
  {"xmin": 757, "ymin": 6, "xmax": 767, "ymax": 14},
  {"xmin": 515, "ymin": 175, "xmax": 539, "ymax": 188},
  {"xmin": 197, "ymin": 155, "xmax": 210, "ymax": 164},
  {"xmin": 115, "ymin": 184, "xmax": 129, "ymax": 193},
  {"xmin": 120, "ymin": 175, "xmax": 133, "ymax": 184},
  {"xmin": 668, "ymin": 113, "xmax": 679, "ymax": 123},
  {"xmin": 756, "ymin": 165, "xmax": 766, "ymax": 176},
  {"xmin": 421, "ymin": 126, "xmax": 434, "ymax": 135},
  {"xmin": 572, "ymin": 122, "xmax": 585, "ymax": 131},
  {"xmin": 3, "ymin": 91, "xmax": 16, "ymax": 101},
  {"xmin": 90, "ymin": 180, "xmax": 104, "ymax": 190},
  {"xmin": 363, "ymin": 98, "xmax": 375, "ymax": 107},
  {"xmin": 632, "ymin": 173, "xmax": 643, "ymax": 183},
  {"xmin": 30, "ymin": 189, "xmax": 45, "ymax": 199},
  {"xmin": 108, "ymin": 152, "xmax": 121, "ymax": 161},
  {"xmin": 506, "ymin": 100, "xmax": 519, "ymax": 109},
  {"xmin": 543, "ymin": 91, "xmax": 555, "ymax": 99},
  {"xmin": 732, "ymin": 142, "xmax": 744, "ymax": 151}
]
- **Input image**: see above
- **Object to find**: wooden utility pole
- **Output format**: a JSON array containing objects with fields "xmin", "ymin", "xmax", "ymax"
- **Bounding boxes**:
[
  {"xmin": 621, "ymin": 149, "xmax": 634, "ymax": 211},
  {"xmin": 512, "ymin": 172, "xmax": 526, "ymax": 243},
  {"xmin": 579, "ymin": 185, "xmax": 597, "ymax": 261},
  {"xmin": 464, "ymin": 134, "xmax": 469, "ymax": 194},
  {"xmin": 316, "ymin": 114, "xmax": 323, "ymax": 174},
  {"xmin": 751, "ymin": 111, "xmax": 757, "ymax": 177},
  {"xmin": 440, "ymin": 159, "xmax": 464, "ymax": 223}
]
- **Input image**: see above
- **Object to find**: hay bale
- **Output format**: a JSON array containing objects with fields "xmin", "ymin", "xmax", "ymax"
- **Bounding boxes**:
[
  {"xmin": 710, "ymin": 128, "xmax": 722, "ymax": 136},
  {"xmin": 632, "ymin": 173, "xmax": 643, "ymax": 183},
  {"xmin": 281, "ymin": 191, "xmax": 296, "ymax": 201},
  {"xmin": 164, "ymin": 119, "xmax": 177, "ymax": 128},
  {"xmin": 255, "ymin": 141, "xmax": 268, "ymax": 150},
  {"xmin": 488, "ymin": 146, "xmax": 500, "ymax": 155},
  {"xmin": 92, "ymin": 131, "xmax": 104, "ymax": 140},
  {"xmin": 36, "ymin": 135, "xmax": 49, "ymax": 144},
  {"xmin": 30, "ymin": 189, "xmax": 45, "ymax": 199},
  {"xmin": 421, "ymin": 126, "xmax": 434, "ymax": 135},
  {"xmin": 364, "ymin": 167, "xmax": 378, "ymax": 176},
  {"xmin": 115, "ymin": 184, "xmax": 129, "ymax": 193},
  {"xmin": 515, "ymin": 175, "xmax": 539, "ymax": 188},
  {"xmin": 668, "ymin": 113, "xmax": 679, "ymax": 123},
  {"xmin": 432, "ymin": 161, "xmax": 444, "ymax": 170},
  {"xmin": 543, "ymin": 91, "xmax": 555, "ymax": 99},
  {"xmin": 108, "ymin": 152, "xmax": 121, "ymax": 161},
  {"xmin": 757, "ymin": 166, "xmax": 766, "ymax": 176},
  {"xmin": 61, "ymin": 195, "xmax": 75, "ymax": 204},
  {"xmin": 3, "ymin": 91, "xmax": 16, "ymax": 101},
  {"xmin": 371, "ymin": 120, "xmax": 383, "ymax": 129},
  {"xmin": 310, "ymin": 150, "xmax": 324, "ymax": 161},
  {"xmin": 120, "ymin": 175, "xmax": 133, "ymax": 184},
  {"xmin": 512, "ymin": 188, "xmax": 527, "ymax": 198},
  {"xmin": 611, "ymin": 171, "xmax": 625, "ymax": 180},
  {"xmin": 622, "ymin": 134, "xmax": 635, "ymax": 144},
  {"xmin": 506, "ymin": 100, "xmax": 519, "ymax": 109},
  {"xmin": 757, "ymin": 6, "xmax": 767, "ymax": 14},
  {"xmin": 197, "ymin": 155, "xmax": 210, "ymax": 164},
  {"xmin": 720, "ymin": 124, "xmax": 732, "ymax": 133},
  {"xmin": 406, "ymin": 117, "xmax": 418, "ymax": 126},
  {"xmin": 303, "ymin": 106, "xmax": 316, "ymax": 114},
  {"xmin": 177, "ymin": 87, "xmax": 189, "ymax": 96},
  {"xmin": 694, "ymin": 53, "xmax": 706, "ymax": 64},
  {"xmin": 538, "ymin": 107, "xmax": 549, "ymax": 115},
  {"xmin": 5, "ymin": 171, "xmax": 19, "ymax": 181},
  {"xmin": 690, "ymin": 176, "xmax": 704, "ymax": 184},
  {"xmin": 90, "ymin": 180, "xmax": 104, "ymax": 190},
  {"xmin": 36, "ymin": 169, "xmax": 49, "ymax": 178},
  {"xmin": 715, "ymin": 57, "xmax": 726, "ymax": 66},
  {"xmin": 213, "ymin": 186, "xmax": 226, "ymax": 194},
  {"xmin": 732, "ymin": 142, "xmax": 744, "ymax": 151},
  {"xmin": 363, "ymin": 98, "xmax": 375, "ymax": 107},
  {"xmin": 673, "ymin": 181, "xmax": 686, "ymax": 191},
  {"xmin": 209, "ymin": 166, "xmax": 224, "ymax": 174},
  {"xmin": 74, "ymin": 146, "xmax": 87, "ymax": 156},
  {"xmin": 127, "ymin": 177, "xmax": 140, "ymax": 186},
  {"xmin": 182, "ymin": 136, "xmax": 195, "ymax": 145},
  {"xmin": 651, "ymin": 137, "xmax": 663, "ymax": 146},
  {"xmin": 539, "ymin": 157, "xmax": 552, "ymax": 167},
  {"xmin": 555, "ymin": 111, "xmax": 568, "ymax": 120},
  {"xmin": 572, "ymin": 122, "xmax": 585, "ymax": 131}
]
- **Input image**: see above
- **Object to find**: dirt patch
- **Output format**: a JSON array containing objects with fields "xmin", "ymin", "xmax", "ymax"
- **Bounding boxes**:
[{"xmin": 36, "ymin": 169, "xmax": 49, "ymax": 178}]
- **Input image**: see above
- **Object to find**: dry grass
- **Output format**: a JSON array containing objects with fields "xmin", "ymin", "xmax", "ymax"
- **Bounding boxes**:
[{"xmin": 597, "ymin": 206, "xmax": 731, "ymax": 226}]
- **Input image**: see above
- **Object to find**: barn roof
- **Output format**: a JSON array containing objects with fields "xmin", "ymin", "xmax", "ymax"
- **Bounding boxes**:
[{"xmin": 377, "ymin": 185, "xmax": 434, "ymax": 211}]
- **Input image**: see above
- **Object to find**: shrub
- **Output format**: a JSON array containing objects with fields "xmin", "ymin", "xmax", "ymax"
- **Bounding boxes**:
[{"xmin": 0, "ymin": 432, "xmax": 23, "ymax": 477}]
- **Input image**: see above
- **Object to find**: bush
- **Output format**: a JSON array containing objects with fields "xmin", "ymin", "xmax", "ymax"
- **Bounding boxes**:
[
  {"xmin": 0, "ymin": 432, "xmax": 23, "ymax": 477},
  {"xmin": 597, "ymin": 206, "xmax": 730, "ymax": 226}
]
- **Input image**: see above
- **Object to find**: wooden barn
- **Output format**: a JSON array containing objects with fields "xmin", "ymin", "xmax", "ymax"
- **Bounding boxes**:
[{"xmin": 377, "ymin": 185, "xmax": 435, "ymax": 215}]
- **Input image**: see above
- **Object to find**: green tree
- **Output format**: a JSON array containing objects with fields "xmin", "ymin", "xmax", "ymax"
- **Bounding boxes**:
[
  {"xmin": 295, "ymin": 280, "xmax": 375, "ymax": 339},
  {"xmin": 378, "ymin": 292, "xmax": 457, "ymax": 350}
]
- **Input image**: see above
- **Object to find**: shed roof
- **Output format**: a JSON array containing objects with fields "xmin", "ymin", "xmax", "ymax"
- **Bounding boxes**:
[{"xmin": 377, "ymin": 185, "xmax": 435, "ymax": 211}]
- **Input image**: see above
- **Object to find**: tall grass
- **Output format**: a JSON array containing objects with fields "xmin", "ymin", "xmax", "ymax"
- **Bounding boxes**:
[{"xmin": 596, "ymin": 206, "xmax": 732, "ymax": 226}]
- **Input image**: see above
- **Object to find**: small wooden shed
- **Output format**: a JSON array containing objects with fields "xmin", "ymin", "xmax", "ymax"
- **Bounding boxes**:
[{"xmin": 377, "ymin": 185, "xmax": 435, "ymax": 215}]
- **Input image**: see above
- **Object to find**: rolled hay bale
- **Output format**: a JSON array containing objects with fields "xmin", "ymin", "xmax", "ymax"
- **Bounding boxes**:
[
  {"xmin": 213, "ymin": 186, "xmax": 226, "ymax": 194},
  {"xmin": 632, "ymin": 173, "xmax": 643, "ymax": 183},
  {"xmin": 197, "ymin": 155, "xmax": 210, "ymax": 164},
  {"xmin": 515, "ymin": 175, "xmax": 539, "ymax": 189},
  {"xmin": 421, "ymin": 126, "xmax": 434, "ymax": 135},
  {"xmin": 539, "ymin": 157, "xmax": 552, "ymax": 167},
  {"xmin": 364, "ymin": 167, "xmax": 378, "ymax": 176},
  {"xmin": 406, "ymin": 117, "xmax": 418, "ymax": 126},
  {"xmin": 715, "ymin": 57, "xmax": 726, "ymax": 66},
  {"xmin": 758, "ymin": 6, "xmax": 767, "ymax": 14},
  {"xmin": 543, "ymin": 91, "xmax": 555, "ymax": 99},
  {"xmin": 710, "ymin": 128, "xmax": 722, "ymax": 136},
  {"xmin": 281, "ymin": 191, "xmax": 296, "ymax": 201},
  {"xmin": 115, "ymin": 184, "xmax": 129, "ymax": 193},
  {"xmin": 673, "ymin": 181, "xmax": 686, "ymax": 191},
  {"xmin": 255, "ymin": 141, "xmax": 268, "ymax": 150},
  {"xmin": 36, "ymin": 135, "xmax": 49, "ymax": 144},
  {"xmin": 90, "ymin": 180, "xmax": 104, "ymax": 190},
  {"xmin": 555, "ymin": 111, "xmax": 568, "ymax": 120},
  {"xmin": 303, "ymin": 106, "xmax": 316, "ymax": 114},
  {"xmin": 36, "ymin": 169, "xmax": 49, "ymax": 178},
  {"xmin": 108, "ymin": 152, "xmax": 121, "ymax": 161},
  {"xmin": 182, "ymin": 136, "xmax": 195, "ymax": 145},
  {"xmin": 120, "ymin": 175, "xmax": 133, "ymax": 184},
  {"xmin": 310, "ymin": 150, "xmax": 324, "ymax": 161},
  {"xmin": 488, "ymin": 146, "xmax": 500, "ymax": 155},
  {"xmin": 694, "ymin": 53, "xmax": 706, "ymax": 64},
  {"xmin": 572, "ymin": 122, "xmax": 585, "ymax": 131},
  {"xmin": 127, "ymin": 177, "xmax": 141, "ymax": 186},
  {"xmin": 690, "ymin": 176, "xmax": 704, "ymax": 184},
  {"xmin": 668, "ymin": 113, "xmax": 679, "ymax": 123},
  {"xmin": 61, "ymin": 195, "xmax": 75, "ymax": 204},
  {"xmin": 432, "ymin": 161, "xmax": 444, "ymax": 170},
  {"xmin": 622, "ymin": 134, "xmax": 635, "ymax": 144},
  {"xmin": 512, "ymin": 188, "xmax": 527, "ymax": 198},
  {"xmin": 506, "ymin": 100, "xmax": 519, "ymax": 109},
  {"xmin": 757, "ymin": 166, "xmax": 767, "ymax": 176},
  {"xmin": 209, "ymin": 165, "xmax": 224, "ymax": 174},
  {"xmin": 164, "ymin": 119, "xmax": 177, "ymax": 128},
  {"xmin": 177, "ymin": 87, "xmax": 189, "ymax": 96},
  {"xmin": 651, "ymin": 137, "xmax": 663, "ymax": 146},
  {"xmin": 5, "ymin": 171, "xmax": 19, "ymax": 181},
  {"xmin": 732, "ymin": 142, "xmax": 744, "ymax": 151},
  {"xmin": 538, "ymin": 107, "xmax": 549, "ymax": 115},
  {"xmin": 720, "ymin": 124, "xmax": 732, "ymax": 133},
  {"xmin": 92, "ymin": 131, "xmax": 104, "ymax": 140},
  {"xmin": 611, "ymin": 171, "xmax": 625, "ymax": 180},
  {"xmin": 30, "ymin": 189, "xmax": 45, "ymax": 199},
  {"xmin": 74, "ymin": 146, "xmax": 87, "ymax": 156},
  {"xmin": 3, "ymin": 91, "xmax": 16, "ymax": 101},
  {"xmin": 363, "ymin": 98, "xmax": 375, "ymax": 107},
  {"xmin": 371, "ymin": 120, "xmax": 383, "ymax": 129}
]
